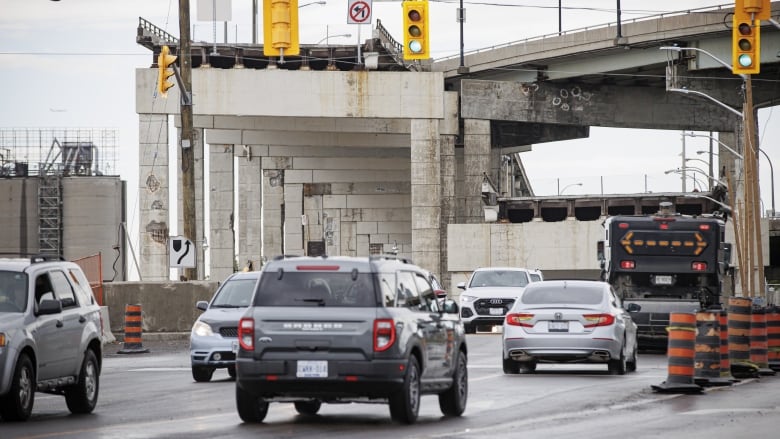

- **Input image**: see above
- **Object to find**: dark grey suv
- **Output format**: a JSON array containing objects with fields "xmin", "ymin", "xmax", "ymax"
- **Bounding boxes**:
[
  {"xmin": 0, "ymin": 255, "xmax": 103, "ymax": 421},
  {"xmin": 235, "ymin": 255, "xmax": 468, "ymax": 424}
]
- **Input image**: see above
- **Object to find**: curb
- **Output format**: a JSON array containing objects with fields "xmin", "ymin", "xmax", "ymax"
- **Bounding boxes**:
[{"xmin": 114, "ymin": 332, "xmax": 190, "ymax": 342}]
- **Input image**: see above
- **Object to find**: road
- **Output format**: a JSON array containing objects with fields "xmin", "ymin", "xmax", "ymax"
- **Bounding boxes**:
[{"xmin": 2, "ymin": 333, "xmax": 778, "ymax": 438}]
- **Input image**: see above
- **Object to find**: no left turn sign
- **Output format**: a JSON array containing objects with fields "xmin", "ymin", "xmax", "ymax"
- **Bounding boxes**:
[{"xmin": 347, "ymin": 0, "xmax": 372, "ymax": 24}]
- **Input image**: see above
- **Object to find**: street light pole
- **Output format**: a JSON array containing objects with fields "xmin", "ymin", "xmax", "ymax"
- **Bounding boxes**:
[{"xmin": 558, "ymin": 182, "xmax": 583, "ymax": 195}]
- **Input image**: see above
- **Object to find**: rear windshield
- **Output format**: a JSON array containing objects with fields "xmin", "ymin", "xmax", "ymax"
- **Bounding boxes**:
[
  {"xmin": 211, "ymin": 278, "xmax": 257, "ymax": 308},
  {"xmin": 470, "ymin": 270, "xmax": 529, "ymax": 288},
  {"xmin": 253, "ymin": 271, "xmax": 378, "ymax": 307},
  {"xmin": 521, "ymin": 285, "xmax": 604, "ymax": 305}
]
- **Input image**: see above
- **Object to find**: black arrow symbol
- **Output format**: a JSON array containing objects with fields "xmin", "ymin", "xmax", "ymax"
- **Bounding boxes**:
[{"xmin": 177, "ymin": 240, "xmax": 191, "ymax": 265}]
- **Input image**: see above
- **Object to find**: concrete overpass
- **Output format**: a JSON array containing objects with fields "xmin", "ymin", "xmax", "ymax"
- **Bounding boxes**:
[{"xmin": 133, "ymin": 3, "xmax": 780, "ymax": 293}]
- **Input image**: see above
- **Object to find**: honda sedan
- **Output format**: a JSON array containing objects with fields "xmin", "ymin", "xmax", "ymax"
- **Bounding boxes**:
[{"xmin": 502, "ymin": 280, "xmax": 638, "ymax": 375}]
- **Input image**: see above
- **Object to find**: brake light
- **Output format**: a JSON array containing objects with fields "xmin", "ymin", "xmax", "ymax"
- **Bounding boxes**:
[
  {"xmin": 659, "ymin": 223, "xmax": 669, "ymax": 230},
  {"xmin": 620, "ymin": 260, "xmax": 635, "ymax": 269},
  {"xmin": 296, "ymin": 265, "xmax": 340, "ymax": 271},
  {"xmin": 238, "ymin": 317, "xmax": 255, "ymax": 351},
  {"xmin": 699, "ymin": 224, "xmax": 710, "ymax": 231},
  {"xmin": 506, "ymin": 313, "xmax": 534, "ymax": 327},
  {"xmin": 374, "ymin": 319, "xmax": 396, "ymax": 352},
  {"xmin": 583, "ymin": 314, "xmax": 615, "ymax": 327},
  {"xmin": 618, "ymin": 222, "xmax": 629, "ymax": 229},
  {"xmin": 691, "ymin": 262, "xmax": 707, "ymax": 271}
]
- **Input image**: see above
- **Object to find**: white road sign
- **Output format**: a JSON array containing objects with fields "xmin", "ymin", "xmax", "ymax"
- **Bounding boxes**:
[
  {"xmin": 347, "ymin": 0, "xmax": 372, "ymax": 24},
  {"xmin": 170, "ymin": 236, "xmax": 196, "ymax": 268}
]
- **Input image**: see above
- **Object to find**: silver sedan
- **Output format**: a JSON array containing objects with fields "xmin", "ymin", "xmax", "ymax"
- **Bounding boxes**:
[{"xmin": 502, "ymin": 280, "xmax": 638, "ymax": 375}]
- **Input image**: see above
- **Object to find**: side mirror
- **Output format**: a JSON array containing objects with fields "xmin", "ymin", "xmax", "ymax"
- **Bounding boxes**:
[
  {"xmin": 457, "ymin": 282, "xmax": 466, "ymax": 290},
  {"xmin": 625, "ymin": 302, "xmax": 642, "ymax": 313},
  {"xmin": 596, "ymin": 240, "xmax": 605, "ymax": 262},
  {"xmin": 442, "ymin": 299, "xmax": 459, "ymax": 315},
  {"xmin": 196, "ymin": 300, "xmax": 209, "ymax": 311},
  {"xmin": 37, "ymin": 299, "xmax": 62, "ymax": 316}
]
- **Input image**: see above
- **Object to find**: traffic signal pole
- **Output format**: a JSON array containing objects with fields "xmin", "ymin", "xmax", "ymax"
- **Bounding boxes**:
[{"xmin": 179, "ymin": 0, "xmax": 197, "ymax": 280}]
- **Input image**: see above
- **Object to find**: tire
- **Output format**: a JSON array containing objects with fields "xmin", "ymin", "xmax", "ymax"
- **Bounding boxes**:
[
  {"xmin": 389, "ymin": 356, "xmax": 421, "ymax": 424},
  {"xmin": 294, "ymin": 400, "xmax": 322, "ymax": 416},
  {"xmin": 227, "ymin": 365, "xmax": 237, "ymax": 379},
  {"xmin": 236, "ymin": 384, "xmax": 269, "ymax": 423},
  {"xmin": 627, "ymin": 345, "xmax": 638, "ymax": 373},
  {"xmin": 502, "ymin": 357, "xmax": 520, "ymax": 374},
  {"xmin": 464, "ymin": 323, "xmax": 476, "ymax": 334},
  {"xmin": 192, "ymin": 366, "xmax": 214, "ymax": 382},
  {"xmin": 608, "ymin": 344, "xmax": 627, "ymax": 375},
  {"xmin": 0, "ymin": 353, "xmax": 35, "ymax": 421},
  {"xmin": 65, "ymin": 349, "xmax": 100, "ymax": 414},
  {"xmin": 439, "ymin": 351, "xmax": 468, "ymax": 417}
]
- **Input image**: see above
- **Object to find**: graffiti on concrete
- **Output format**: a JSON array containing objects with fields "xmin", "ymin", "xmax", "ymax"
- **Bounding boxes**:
[
  {"xmin": 146, "ymin": 173, "xmax": 161, "ymax": 193},
  {"xmin": 550, "ymin": 86, "xmax": 593, "ymax": 112},
  {"xmin": 145, "ymin": 220, "xmax": 169, "ymax": 244}
]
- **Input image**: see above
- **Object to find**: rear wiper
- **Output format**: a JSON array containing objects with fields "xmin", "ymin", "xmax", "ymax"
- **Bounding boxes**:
[{"xmin": 297, "ymin": 298, "xmax": 326, "ymax": 306}]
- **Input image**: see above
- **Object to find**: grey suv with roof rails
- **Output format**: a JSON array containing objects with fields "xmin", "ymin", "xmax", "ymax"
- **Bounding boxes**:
[
  {"xmin": 235, "ymin": 254, "xmax": 468, "ymax": 424},
  {"xmin": 0, "ymin": 254, "xmax": 103, "ymax": 421}
]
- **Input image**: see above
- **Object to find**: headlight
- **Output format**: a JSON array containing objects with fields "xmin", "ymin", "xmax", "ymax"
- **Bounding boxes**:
[
  {"xmin": 460, "ymin": 295, "xmax": 476, "ymax": 303},
  {"xmin": 191, "ymin": 321, "xmax": 214, "ymax": 337}
]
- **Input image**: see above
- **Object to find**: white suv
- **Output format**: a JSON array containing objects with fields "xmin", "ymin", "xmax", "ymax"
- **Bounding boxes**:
[{"xmin": 457, "ymin": 267, "xmax": 541, "ymax": 334}]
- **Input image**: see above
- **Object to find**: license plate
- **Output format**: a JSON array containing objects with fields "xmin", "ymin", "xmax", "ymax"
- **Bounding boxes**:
[
  {"xmin": 489, "ymin": 307, "xmax": 504, "ymax": 315},
  {"xmin": 548, "ymin": 321, "xmax": 569, "ymax": 332},
  {"xmin": 297, "ymin": 361, "xmax": 328, "ymax": 378},
  {"xmin": 231, "ymin": 340, "xmax": 239, "ymax": 353},
  {"xmin": 654, "ymin": 275, "xmax": 673, "ymax": 285}
]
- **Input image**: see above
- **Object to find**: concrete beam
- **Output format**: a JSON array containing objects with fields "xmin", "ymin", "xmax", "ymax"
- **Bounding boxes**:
[
  {"xmin": 492, "ymin": 121, "xmax": 590, "ymax": 146},
  {"xmin": 205, "ymin": 129, "xmax": 411, "ymax": 148},
  {"xmin": 461, "ymin": 80, "xmax": 740, "ymax": 132}
]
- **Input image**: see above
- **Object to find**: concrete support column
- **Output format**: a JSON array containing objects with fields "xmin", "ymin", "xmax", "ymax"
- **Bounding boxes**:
[
  {"xmin": 209, "ymin": 144, "xmax": 235, "ymax": 281},
  {"xmin": 176, "ymin": 127, "xmax": 205, "ymax": 280},
  {"xmin": 138, "ymin": 114, "xmax": 170, "ymax": 281},
  {"xmin": 411, "ymin": 119, "xmax": 441, "ymax": 275},
  {"xmin": 262, "ymin": 169, "xmax": 284, "ymax": 259},
  {"xmin": 440, "ymin": 134, "xmax": 456, "ymax": 287},
  {"xmin": 284, "ymin": 184, "xmax": 304, "ymax": 255},
  {"xmin": 238, "ymin": 147, "xmax": 263, "ymax": 271},
  {"xmin": 464, "ymin": 119, "xmax": 491, "ymax": 224}
]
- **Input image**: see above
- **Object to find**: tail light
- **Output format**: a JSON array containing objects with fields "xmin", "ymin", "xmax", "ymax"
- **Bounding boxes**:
[
  {"xmin": 691, "ymin": 261, "xmax": 707, "ymax": 271},
  {"xmin": 374, "ymin": 319, "xmax": 396, "ymax": 352},
  {"xmin": 506, "ymin": 313, "xmax": 534, "ymax": 327},
  {"xmin": 699, "ymin": 224, "xmax": 710, "ymax": 231},
  {"xmin": 620, "ymin": 260, "xmax": 635, "ymax": 269},
  {"xmin": 238, "ymin": 317, "xmax": 255, "ymax": 351},
  {"xmin": 583, "ymin": 314, "xmax": 616, "ymax": 328}
]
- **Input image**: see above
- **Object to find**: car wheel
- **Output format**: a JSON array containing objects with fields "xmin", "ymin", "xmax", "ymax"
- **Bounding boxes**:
[
  {"xmin": 65, "ymin": 349, "xmax": 100, "ymax": 414},
  {"xmin": 294, "ymin": 400, "xmax": 322, "ymax": 416},
  {"xmin": 438, "ymin": 350, "xmax": 468, "ymax": 416},
  {"xmin": 518, "ymin": 361, "xmax": 537, "ymax": 374},
  {"xmin": 236, "ymin": 385, "xmax": 269, "ymax": 423},
  {"xmin": 627, "ymin": 345, "xmax": 638, "ymax": 372},
  {"xmin": 192, "ymin": 366, "xmax": 214, "ymax": 382},
  {"xmin": 0, "ymin": 353, "xmax": 35, "ymax": 421},
  {"xmin": 502, "ymin": 357, "xmax": 520, "ymax": 374},
  {"xmin": 389, "ymin": 356, "xmax": 421, "ymax": 424},
  {"xmin": 227, "ymin": 365, "xmax": 237, "ymax": 379},
  {"xmin": 608, "ymin": 344, "xmax": 628, "ymax": 375},
  {"xmin": 464, "ymin": 323, "xmax": 476, "ymax": 334}
]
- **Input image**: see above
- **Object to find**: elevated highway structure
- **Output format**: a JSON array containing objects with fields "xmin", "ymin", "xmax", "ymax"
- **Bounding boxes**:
[{"xmin": 134, "ymin": 3, "xmax": 780, "ymax": 292}]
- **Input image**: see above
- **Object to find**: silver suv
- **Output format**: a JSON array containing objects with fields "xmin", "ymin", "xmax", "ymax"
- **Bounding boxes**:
[
  {"xmin": 458, "ymin": 266, "xmax": 541, "ymax": 333},
  {"xmin": 0, "ymin": 255, "xmax": 103, "ymax": 421},
  {"xmin": 235, "ymin": 255, "xmax": 468, "ymax": 424}
]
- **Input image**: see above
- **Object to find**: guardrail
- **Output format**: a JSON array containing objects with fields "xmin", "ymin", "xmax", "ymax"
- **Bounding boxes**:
[{"xmin": 137, "ymin": 16, "xmax": 179, "ymax": 47}]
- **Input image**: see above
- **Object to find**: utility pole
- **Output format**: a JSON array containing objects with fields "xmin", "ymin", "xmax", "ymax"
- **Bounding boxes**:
[
  {"xmin": 179, "ymin": 0, "xmax": 197, "ymax": 280},
  {"xmin": 744, "ymin": 76, "xmax": 765, "ymax": 297}
]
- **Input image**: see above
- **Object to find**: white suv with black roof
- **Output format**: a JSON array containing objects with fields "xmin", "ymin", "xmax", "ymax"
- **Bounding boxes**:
[
  {"xmin": 0, "ymin": 255, "xmax": 103, "ymax": 421},
  {"xmin": 234, "ymin": 255, "xmax": 468, "ymax": 424}
]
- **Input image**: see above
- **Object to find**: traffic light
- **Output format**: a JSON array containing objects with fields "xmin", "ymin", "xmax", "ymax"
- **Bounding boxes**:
[
  {"xmin": 402, "ymin": 0, "xmax": 429, "ymax": 61},
  {"xmin": 736, "ymin": 0, "xmax": 771, "ymax": 20},
  {"xmin": 157, "ymin": 45, "xmax": 177, "ymax": 98},
  {"xmin": 732, "ymin": 13, "xmax": 760, "ymax": 75},
  {"xmin": 263, "ymin": 0, "xmax": 300, "ymax": 57}
]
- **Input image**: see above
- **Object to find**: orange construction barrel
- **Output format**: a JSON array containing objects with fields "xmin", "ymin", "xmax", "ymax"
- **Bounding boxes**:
[{"xmin": 652, "ymin": 312, "xmax": 702, "ymax": 394}]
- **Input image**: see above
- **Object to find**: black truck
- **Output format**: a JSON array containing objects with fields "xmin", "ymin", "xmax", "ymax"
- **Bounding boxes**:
[{"xmin": 597, "ymin": 202, "xmax": 731, "ymax": 349}]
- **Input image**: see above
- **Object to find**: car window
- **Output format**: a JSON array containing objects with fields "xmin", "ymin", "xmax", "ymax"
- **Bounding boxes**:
[
  {"xmin": 470, "ymin": 270, "xmax": 529, "ymax": 288},
  {"xmin": 379, "ymin": 272, "xmax": 396, "ymax": 307},
  {"xmin": 529, "ymin": 273, "xmax": 542, "ymax": 282},
  {"xmin": 212, "ymin": 278, "xmax": 257, "ymax": 307},
  {"xmin": 413, "ymin": 272, "xmax": 439, "ymax": 313},
  {"xmin": 521, "ymin": 285, "xmax": 605, "ymax": 305},
  {"xmin": 396, "ymin": 271, "xmax": 420, "ymax": 308},
  {"xmin": 68, "ymin": 268, "xmax": 95, "ymax": 306},
  {"xmin": 0, "ymin": 270, "xmax": 28, "ymax": 312},
  {"xmin": 253, "ymin": 271, "xmax": 377, "ymax": 307},
  {"xmin": 50, "ymin": 270, "xmax": 78, "ymax": 309},
  {"xmin": 35, "ymin": 273, "xmax": 56, "ymax": 305}
]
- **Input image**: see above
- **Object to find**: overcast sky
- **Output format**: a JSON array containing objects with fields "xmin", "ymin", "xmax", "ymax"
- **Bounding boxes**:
[{"xmin": 1, "ymin": 0, "xmax": 777, "ymax": 274}]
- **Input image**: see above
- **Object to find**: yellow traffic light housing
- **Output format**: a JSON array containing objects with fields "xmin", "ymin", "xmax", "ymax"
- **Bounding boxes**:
[
  {"xmin": 263, "ymin": 0, "xmax": 300, "ymax": 57},
  {"xmin": 402, "ymin": 0, "xmax": 430, "ymax": 61},
  {"xmin": 736, "ymin": 0, "xmax": 771, "ymax": 20},
  {"xmin": 157, "ymin": 45, "xmax": 177, "ymax": 98},
  {"xmin": 732, "ymin": 14, "xmax": 760, "ymax": 75}
]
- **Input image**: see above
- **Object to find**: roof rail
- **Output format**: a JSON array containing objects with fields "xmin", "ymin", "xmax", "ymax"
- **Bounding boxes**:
[
  {"xmin": 0, "ymin": 252, "xmax": 64, "ymax": 263},
  {"xmin": 370, "ymin": 253, "xmax": 414, "ymax": 265}
]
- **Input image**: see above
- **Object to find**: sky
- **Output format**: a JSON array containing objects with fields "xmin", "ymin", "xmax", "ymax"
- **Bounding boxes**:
[{"xmin": 1, "ymin": 0, "xmax": 778, "ymax": 278}]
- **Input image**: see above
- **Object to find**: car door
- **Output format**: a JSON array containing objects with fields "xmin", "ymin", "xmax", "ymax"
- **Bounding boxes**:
[
  {"xmin": 403, "ymin": 271, "xmax": 448, "ymax": 379},
  {"xmin": 48, "ymin": 269, "xmax": 85, "ymax": 377},
  {"xmin": 31, "ymin": 272, "xmax": 66, "ymax": 380}
]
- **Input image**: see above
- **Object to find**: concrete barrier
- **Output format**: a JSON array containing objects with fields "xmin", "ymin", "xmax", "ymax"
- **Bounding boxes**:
[{"xmin": 103, "ymin": 281, "xmax": 218, "ymax": 334}]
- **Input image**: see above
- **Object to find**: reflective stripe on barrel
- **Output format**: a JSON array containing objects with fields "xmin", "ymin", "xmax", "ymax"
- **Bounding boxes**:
[
  {"xmin": 695, "ymin": 311, "xmax": 720, "ymax": 381},
  {"xmin": 750, "ymin": 307, "xmax": 769, "ymax": 368},
  {"xmin": 719, "ymin": 310, "xmax": 735, "ymax": 379},
  {"xmin": 728, "ymin": 297, "xmax": 752, "ymax": 366},
  {"xmin": 666, "ymin": 313, "xmax": 697, "ymax": 383}
]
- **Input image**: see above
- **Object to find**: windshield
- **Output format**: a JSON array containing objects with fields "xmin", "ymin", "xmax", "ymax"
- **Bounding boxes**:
[
  {"xmin": 253, "ymin": 272, "xmax": 378, "ymax": 307},
  {"xmin": 469, "ymin": 270, "xmax": 529, "ymax": 288},
  {"xmin": 0, "ymin": 270, "xmax": 28, "ymax": 313},
  {"xmin": 211, "ymin": 278, "xmax": 257, "ymax": 308}
]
